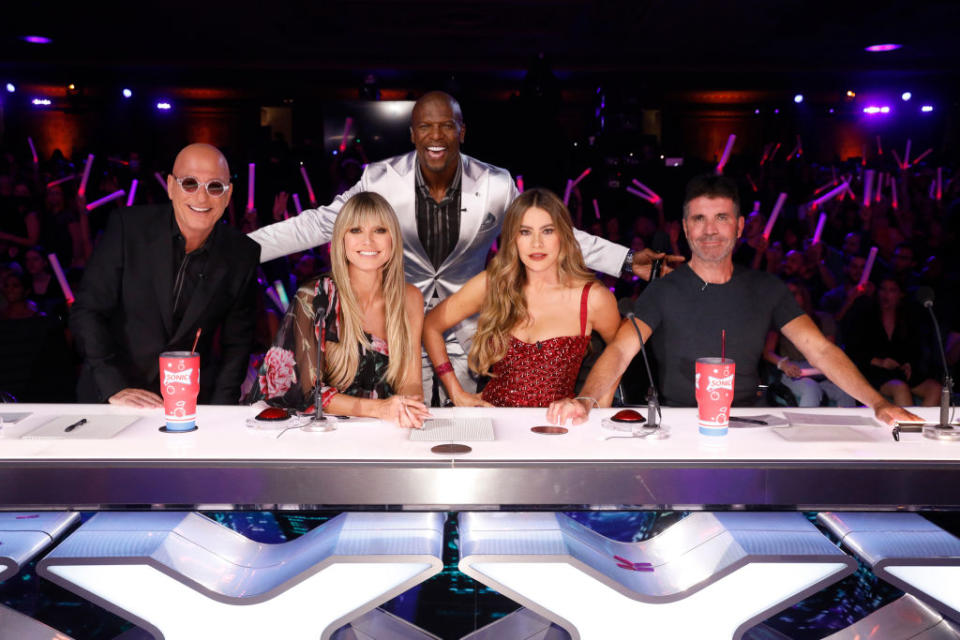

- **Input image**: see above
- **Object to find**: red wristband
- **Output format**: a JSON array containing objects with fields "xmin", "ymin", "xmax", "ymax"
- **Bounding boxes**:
[{"xmin": 436, "ymin": 361, "xmax": 454, "ymax": 376}]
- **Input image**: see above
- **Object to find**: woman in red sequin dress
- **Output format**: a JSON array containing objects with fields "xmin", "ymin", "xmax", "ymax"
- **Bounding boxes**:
[{"xmin": 423, "ymin": 188, "xmax": 620, "ymax": 407}]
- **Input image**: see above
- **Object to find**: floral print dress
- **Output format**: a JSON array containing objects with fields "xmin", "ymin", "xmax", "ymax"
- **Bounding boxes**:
[{"xmin": 247, "ymin": 275, "xmax": 392, "ymax": 410}]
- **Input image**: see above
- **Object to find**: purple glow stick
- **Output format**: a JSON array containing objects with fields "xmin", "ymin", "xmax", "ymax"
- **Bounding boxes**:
[
  {"xmin": 810, "ymin": 181, "xmax": 850, "ymax": 209},
  {"xmin": 715, "ymin": 134, "xmax": 736, "ymax": 174},
  {"xmin": 911, "ymin": 148, "xmax": 933, "ymax": 166},
  {"xmin": 154, "ymin": 172, "xmax": 167, "ymax": 191},
  {"xmin": 47, "ymin": 252, "xmax": 75, "ymax": 305},
  {"xmin": 875, "ymin": 172, "xmax": 884, "ymax": 203},
  {"xmin": 27, "ymin": 137, "xmax": 38, "ymax": 164},
  {"xmin": 626, "ymin": 186, "xmax": 656, "ymax": 203},
  {"xmin": 292, "ymin": 193, "xmax": 303, "ymax": 214},
  {"xmin": 630, "ymin": 179, "xmax": 660, "ymax": 202},
  {"xmin": 936, "ymin": 167, "xmax": 943, "ymax": 201},
  {"xmin": 904, "ymin": 139, "xmax": 912, "ymax": 167},
  {"xmin": 299, "ymin": 165, "xmax": 316, "ymax": 204},
  {"xmin": 571, "ymin": 168, "xmax": 592, "ymax": 187},
  {"xmin": 891, "ymin": 179, "xmax": 898, "ymax": 209},
  {"xmin": 863, "ymin": 170, "xmax": 875, "ymax": 205},
  {"xmin": 339, "ymin": 117, "xmax": 353, "ymax": 152},
  {"xmin": 762, "ymin": 192, "xmax": 788, "ymax": 240},
  {"xmin": 812, "ymin": 212, "xmax": 828, "ymax": 244},
  {"xmin": 47, "ymin": 174, "xmax": 76, "ymax": 188},
  {"xmin": 592, "ymin": 199, "xmax": 601, "ymax": 220},
  {"xmin": 126, "ymin": 179, "xmax": 138, "ymax": 207},
  {"xmin": 813, "ymin": 179, "xmax": 837, "ymax": 196},
  {"xmin": 516, "ymin": 175, "xmax": 524, "ymax": 193},
  {"xmin": 859, "ymin": 247, "xmax": 878, "ymax": 287},
  {"xmin": 247, "ymin": 163, "xmax": 255, "ymax": 211},
  {"xmin": 563, "ymin": 179, "xmax": 573, "ymax": 206},
  {"xmin": 78, "ymin": 154, "xmax": 94, "ymax": 197},
  {"xmin": 86, "ymin": 190, "xmax": 126, "ymax": 211},
  {"xmin": 891, "ymin": 149, "xmax": 904, "ymax": 170},
  {"xmin": 876, "ymin": 135, "xmax": 883, "ymax": 155},
  {"xmin": 264, "ymin": 287, "xmax": 285, "ymax": 313}
]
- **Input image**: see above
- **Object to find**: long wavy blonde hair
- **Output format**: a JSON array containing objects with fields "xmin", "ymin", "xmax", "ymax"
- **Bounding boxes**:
[
  {"xmin": 326, "ymin": 192, "xmax": 411, "ymax": 391},
  {"xmin": 469, "ymin": 188, "xmax": 595, "ymax": 376}
]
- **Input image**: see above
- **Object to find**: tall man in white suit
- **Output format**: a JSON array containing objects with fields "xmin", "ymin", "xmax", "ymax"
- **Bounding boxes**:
[{"xmin": 251, "ymin": 91, "xmax": 664, "ymax": 402}]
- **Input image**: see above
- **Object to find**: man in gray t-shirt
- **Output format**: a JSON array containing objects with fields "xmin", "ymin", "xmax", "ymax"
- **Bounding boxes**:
[{"xmin": 548, "ymin": 174, "xmax": 921, "ymax": 426}]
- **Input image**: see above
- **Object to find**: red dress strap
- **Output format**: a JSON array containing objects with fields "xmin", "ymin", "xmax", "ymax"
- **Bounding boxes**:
[{"xmin": 580, "ymin": 282, "xmax": 593, "ymax": 336}]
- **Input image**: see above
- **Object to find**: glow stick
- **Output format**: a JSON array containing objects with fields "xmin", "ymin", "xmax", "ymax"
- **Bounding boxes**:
[
  {"xmin": 936, "ymin": 167, "xmax": 943, "ymax": 201},
  {"xmin": 768, "ymin": 142, "xmax": 781, "ymax": 162},
  {"xmin": 746, "ymin": 173, "xmax": 758, "ymax": 192},
  {"xmin": 46, "ymin": 174, "xmax": 76, "ymax": 188},
  {"xmin": 891, "ymin": 149, "xmax": 903, "ymax": 170},
  {"xmin": 126, "ymin": 179, "xmax": 138, "ymax": 207},
  {"xmin": 810, "ymin": 181, "xmax": 850, "ymax": 209},
  {"xmin": 929, "ymin": 179, "xmax": 936, "ymax": 199},
  {"xmin": 875, "ymin": 172, "xmax": 884, "ymax": 203},
  {"xmin": 831, "ymin": 166, "xmax": 838, "ymax": 184},
  {"xmin": 630, "ymin": 179, "xmax": 661, "ymax": 202},
  {"xmin": 858, "ymin": 247, "xmax": 878, "ymax": 287},
  {"xmin": 876, "ymin": 135, "xmax": 882, "ymax": 155},
  {"xmin": 273, "ymin": 280, "xmax": 290, "ymax": 311},
  {"xmin": 85, "ymin": 190, "xmax": 126, "ymax": 211},
  {"xmin": 516, "ymin": 175, "xmax": 524, "ymax": 193},
  {"xmin": 299, "ymin": 165, "xmax": 316, "ymax": 204},
  {"xmin": 891, "ymin": 179, "xmax": 898, "ymax": 209},
  {"xmin": 154, "ymin": 172, "xmax": 167, "ymax": 191},
  {"xmin": 762, "ymin": 192, "xmax": 788, "ymax": 240},
  {"xmin": 626, "ymin": 186, "xmax": 656, "ymax": 203},
  {"xmin": 562, "ymin": 179, "xmax": 573, "ymax": 206},
  {"xmin": 903, "ymin": 139, "xmax": 911, "ymax": 166},
  {"xmin": 292, "ymin": 193, "xmax": 303, "ymax": 214},
  {"xmin": 78, "ymin": 154, "xmax": 94, "ymax": 196},
  {"xmin": 911, "ymin": 148, "xmax": 933, "ymax": 166},
  {"xmin": 571, "ymin": 168, "xmax": 591, "ymax": 187},
  {"xmin": 247, "ymin": 163, "xmax": 255, "ymax": 210},
  {"xmin": 715, "ymin": 134, "xmax": 735, "ymax": 174},
  {"xmin": 861, "ymin": 144, "xmax": 867, "ymax": 166},
  {"xmin": 47, "ymin": 252, "xmax": 75, "ymax": 305},
  {"xmin": 339, "ymin": 117, "xmax": 353, "ymax": 152},
  {"xmin": 27, "ymin": 137, "xmax": 38, "ymax": 164},
  {"xmin": 863, "ymin": 169, "xmax": 875, "ymax": 205},
  {"xmin": 812, "ymin": 212, "xmax": 828, "ymax": 244},
  {"xmin": 813, "ymin": 179, "xmax": 837, "ymax": 196},
  {"xmin": 786, "ymin": 135, "xmax": 802, "ymax": 161},
  {"xmin": 760, "ymin": 143, "xmax": 772, "ymax": 165},
  {"xmin": 751, "ymin": 201, "xmax": 761, "ymax": 214},
  {"xmin": 265, "ymin": 287, "xmax": 285, "ymax": 313},
  {"xmin": 592, "ymin": 199, "xmax": 601, "ymax": 220}
]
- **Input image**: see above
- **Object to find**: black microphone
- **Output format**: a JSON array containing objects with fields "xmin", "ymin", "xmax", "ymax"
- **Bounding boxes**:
[
  {"xmin": 617, "ymin": 298, "xmax": 661, "ymax": 428},
  {"xmin": 915, "ymin": 287, "xmax": 954, "ymax": 431},
  {"xmin": 312, "ymin": 306, "xmax": 326, "ymax": 423}
]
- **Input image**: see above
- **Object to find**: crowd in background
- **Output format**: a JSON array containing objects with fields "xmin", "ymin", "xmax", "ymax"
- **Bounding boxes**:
[{"xmin": 2, "ymin": 131, "xmax": 958, "ymax": 406}]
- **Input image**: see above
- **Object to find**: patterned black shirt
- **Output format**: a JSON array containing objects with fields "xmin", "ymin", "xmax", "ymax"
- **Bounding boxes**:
[{"xmin": 414, "ymin": 160, "xmax": 463, "ymax": 272}]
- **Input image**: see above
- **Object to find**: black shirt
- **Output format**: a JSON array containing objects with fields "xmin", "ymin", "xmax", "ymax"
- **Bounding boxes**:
[
  {"xmin": 414, "ymin": 161, "xmax": 462, "ymax": 272},
  {"xmin": 171, "ymin": 214, "xmax": 215, "ymax": 329},
  {"xmin": 634, "ymin": 264, "xmax": 804, "ymax": 406}
]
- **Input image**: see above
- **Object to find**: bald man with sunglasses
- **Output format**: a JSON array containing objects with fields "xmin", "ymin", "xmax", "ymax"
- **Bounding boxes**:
[{"xmin": 71, "ymin": 143, "xmax": 261, "ymax": 406}]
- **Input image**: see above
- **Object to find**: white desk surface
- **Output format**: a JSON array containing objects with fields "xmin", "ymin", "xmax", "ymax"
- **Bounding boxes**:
[{"xmin": 1, "ymin": 404, "xmax": 955, "ymax": 464}]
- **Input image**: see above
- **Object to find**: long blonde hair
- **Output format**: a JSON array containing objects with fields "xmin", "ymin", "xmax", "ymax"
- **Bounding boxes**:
[
  {"xmin": 469, "ymin": 188, "xmax": 594, "ymax": 376},
  {"xmin": 326, "ymin": 192, "xmax": 411, "ymax": 391}
]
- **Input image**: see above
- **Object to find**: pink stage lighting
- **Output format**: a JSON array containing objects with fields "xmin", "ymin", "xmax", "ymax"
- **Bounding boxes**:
[
  {"xmin": 21, "ymin": 35, "xmax": 52, "ymax": 44},
  {"xmin": 865, "ymin": 43, "xmax": 902, "ymax": 52}
]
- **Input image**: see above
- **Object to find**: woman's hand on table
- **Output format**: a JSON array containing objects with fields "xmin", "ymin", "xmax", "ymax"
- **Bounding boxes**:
[
  {"xmin": 874, "ymin": 400, "xmax": 924, "ymax": 426},
  {"xmin": 376, "ymin": 395, "xmax": 431, "ymax": 429},
  {"xmin": 108, "ymin": 388, "xmax": 163, "ymax": 408},
  {"xmin": 546, "ymin": 397, "xmax": 591, "ymax": 425},
  {"xmin": 450, "ymin": 389, "xmax": 493, "ymax": 408}
]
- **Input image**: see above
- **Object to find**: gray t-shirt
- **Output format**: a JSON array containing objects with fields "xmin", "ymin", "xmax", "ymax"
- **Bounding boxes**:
[{"xmin": 633, "ymin": 264, "xmax": 804, "ymax": 406}]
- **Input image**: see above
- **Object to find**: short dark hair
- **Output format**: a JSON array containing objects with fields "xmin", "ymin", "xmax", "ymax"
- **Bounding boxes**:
[{"xmin": 682, "ymin": 174, "xmax": 741, "ymax": 218}]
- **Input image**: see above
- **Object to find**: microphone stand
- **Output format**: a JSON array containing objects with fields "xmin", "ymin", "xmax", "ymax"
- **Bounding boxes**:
[
  {"xmin": 921, "ymin": 301, "xmax": 957, "ymax": 441},
  {"xmin": 625, "ymin": 312, "xmax": 662, "ymax": 431},
  {"xmin": 307, "ymin": 306, "xmax": 336, "ymax": 432}
]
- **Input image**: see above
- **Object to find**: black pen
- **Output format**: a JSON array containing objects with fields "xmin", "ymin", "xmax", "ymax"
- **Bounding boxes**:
[
  {"xmin": 729, "ymin": 416, "xmax": 768, "ymax": 426},
  {"xmin": 64, "ymin": 418, "xmax": 87, "ymax": 433}
]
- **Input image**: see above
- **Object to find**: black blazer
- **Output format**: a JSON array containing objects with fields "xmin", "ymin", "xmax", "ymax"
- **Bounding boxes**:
[{"xmin": 71, "ymin": 204, "xmax": 261, "ymax": 404}]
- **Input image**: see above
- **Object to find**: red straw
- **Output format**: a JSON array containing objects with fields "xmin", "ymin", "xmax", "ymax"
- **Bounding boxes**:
[
  {"xmin": 721, "ymin": 330, "xmax": 726, "ymax": 362},
  {"xmin": 191, "ymin": 328, "xmax": 202, "ymax": 354}
]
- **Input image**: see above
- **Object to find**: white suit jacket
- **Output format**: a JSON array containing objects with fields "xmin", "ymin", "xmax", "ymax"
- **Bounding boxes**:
[{"xmin": 250, "ymin": 151, "xmax": 628, "ymax": 348}]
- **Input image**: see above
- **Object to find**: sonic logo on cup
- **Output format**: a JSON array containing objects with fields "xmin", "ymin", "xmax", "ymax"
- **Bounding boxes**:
[
  {"xmin": 163, "ymin": 368, "xmax": 194, "ymax": 386},
  {"xmin": 706, "ymin": 374, "xmax": 734, "ymax": 392}
]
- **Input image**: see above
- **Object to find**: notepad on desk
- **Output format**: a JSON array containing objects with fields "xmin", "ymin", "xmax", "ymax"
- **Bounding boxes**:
[
  {"xmin": 21, "ymin": 415, "xmax": 143, "ymax": 440},
  {"xmin": 409, "ymin": 418, "xmax": 495, "ymax": 442}
]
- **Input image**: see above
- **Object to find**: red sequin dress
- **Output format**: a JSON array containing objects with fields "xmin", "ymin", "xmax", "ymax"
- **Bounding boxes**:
[{"xmin": 481, "ymin": 283, "xmax": 593, "ymax": 407}]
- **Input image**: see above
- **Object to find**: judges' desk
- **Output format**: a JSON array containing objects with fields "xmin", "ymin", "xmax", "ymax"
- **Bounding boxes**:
[{"xmin": 1, "ymin": 404, "xmax": 958, "ymax": 511}]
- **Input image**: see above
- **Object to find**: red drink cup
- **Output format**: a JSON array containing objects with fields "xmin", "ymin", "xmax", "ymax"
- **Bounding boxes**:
[
  {"xmin": 695, "ymin": 357, "xmax": 735, "ymax": 436},
  {"xmin": 159, "ymin": 351, "xmax": 200, "ymax": 432}
]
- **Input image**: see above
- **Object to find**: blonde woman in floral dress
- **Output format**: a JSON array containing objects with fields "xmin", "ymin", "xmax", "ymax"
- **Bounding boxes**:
[{"xmin": 249, "ymin": 192, "xmax": 429, "ymax": 428}]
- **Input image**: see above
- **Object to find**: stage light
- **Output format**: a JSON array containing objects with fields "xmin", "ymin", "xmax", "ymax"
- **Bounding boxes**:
[
  {"xmin": 921, "ymin": 105, "xmax": 934, "ymax": 113},
  {"xmin": 754, "ymin": 108, "xmax": 760, "ymax": 114},
  {"xmin": 828, "ymin": 108, "xmax": 835, "ymax": 114},
  {"xmin": 901, "ymin": 92, "xmax": 912, "ymax": 101},
  {"xmin": 68, "ymin": 83, "xmax": 76, "ymax": 91},
  {"xmin": 5, "ymin": 83, "xmax": 15, "ymax": 93},
  {"xmin": 156, "ymin": 101, "xmax": 172, "ymax": 110},
  {"xmin": 865, "ymin": 43, "xmax": 902, "ymax": 52},
  {"xmin": 793, "ymin": 94, "xmax": 804, "ymax": 104},
  {"xmin": 880, "ymin": 106, "xmax": 890, "ymax": 113},
  {"xmin": 773, "ymin": 109, "xmax": 780, "ymax": 114},
  {"xmin": 122, "ymin": 88, "xmax": 132, "ymax": 99},
  {"xmin": 21, "ymin": 35, "xmax": 52, "ymax": 44},
  {"xmin": 31, "ymin": 98, "xmax": 51, "ymax": 106},
  {"xmin": 863, "ymin": 106, "xmax": 892, "ymax": 115},
  {"xmin": 846, "ymin": 90, "xmax": 856, "ymax": 99}
]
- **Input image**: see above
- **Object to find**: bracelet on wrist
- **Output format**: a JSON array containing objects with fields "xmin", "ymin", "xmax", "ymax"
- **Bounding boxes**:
[
  {"xmin": 574, "ymin": 396, "xmax": 600, "ymax": 409},
  {"xmin": 435, "ymin": 361, "xmax": 454, "ymax": 376}
]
